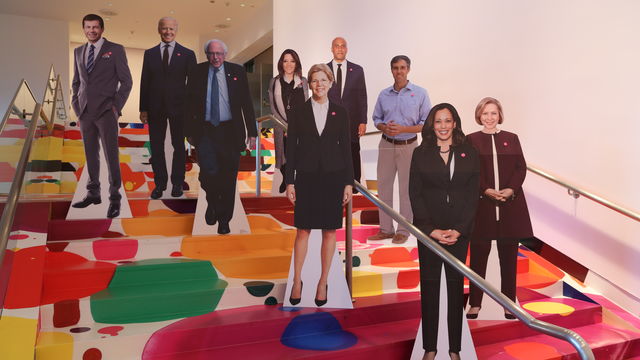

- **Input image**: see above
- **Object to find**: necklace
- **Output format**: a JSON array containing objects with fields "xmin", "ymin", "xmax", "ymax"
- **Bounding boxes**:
[{"xmin": 439, "ymin": 149, "xmax": 450, "ymax": 154}]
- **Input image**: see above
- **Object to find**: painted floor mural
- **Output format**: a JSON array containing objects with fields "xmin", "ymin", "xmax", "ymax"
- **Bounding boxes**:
[{"xmin": 1, "ymin": 124, "xmax": 640, "ymax": 359}]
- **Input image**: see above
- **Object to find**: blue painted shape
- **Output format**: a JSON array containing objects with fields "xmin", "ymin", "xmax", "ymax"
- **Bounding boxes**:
[
  {"xmin": 562, "ymin": 282, "xmax": 598, "ymax": 304},
  {"xmin": 281, "ymin": 312, "xmax": 357, "ymax": 351},
  {"xmin": 278, "ymin": 306, "xmax": 303, "ymax": 312}
]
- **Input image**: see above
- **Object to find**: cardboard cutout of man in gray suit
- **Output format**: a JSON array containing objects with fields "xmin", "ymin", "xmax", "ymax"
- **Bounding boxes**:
[{"xmin": 71, "ymin": 13, "xmax": 132, "ymax": 218}]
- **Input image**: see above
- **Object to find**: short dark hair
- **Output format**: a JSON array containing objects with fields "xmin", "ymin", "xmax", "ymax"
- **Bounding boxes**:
[
  {"xmin": 390, "ymin": 55, "xmax": 411, "ymax": 68},
  {"xmin": 82, "ymin": 14, "xmax": 104, "ymax": 29},
  {"xmin": 422, "ymin": 103, "xmax": 467, "ymax": 147},
  {"xmin": 277, "ymin": 49, "xmax": 303, "ymax": 79}
]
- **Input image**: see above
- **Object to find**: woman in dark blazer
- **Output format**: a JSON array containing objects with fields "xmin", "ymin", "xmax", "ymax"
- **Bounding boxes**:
[
  {"xmin": 409, "ymin": 103, "xmax": 480, "ymax": 360},
  {"xmin": 268, "ymin": 49, "xmax": 309, "ymax": 193},
  {"xmin": 285, "ymin": 64, "xmax": 354, "ymax": 307},
  {"xmin": 466, "ymin": 97, "xmax": 533, "ymax": 320}
]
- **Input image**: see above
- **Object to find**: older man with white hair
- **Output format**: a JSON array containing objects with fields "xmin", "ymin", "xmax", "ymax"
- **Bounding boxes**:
[
  {"xmin": 183, "ymin": 39, "xmax": 257, "ymax": 234},
  {"xmin": 140, "ymin": 17, "xmax": 196, "ymax": 199}
]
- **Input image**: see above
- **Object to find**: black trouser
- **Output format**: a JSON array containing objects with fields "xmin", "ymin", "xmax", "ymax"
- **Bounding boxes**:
[
  {"xmin": 195, "ymin": 122, "xmax": 240, "ymax": 223},
  {"xmin": 418, "ymin": 238, "xmax": 468, "ymax": 353},
  {"xmin": 351, "ymin": 140, "xmax": 361, "ymax": 184},
  {"xmin": 148, "ymin": 112, "xmax": 185, "ymax": 189},
  {"xmin": 468, "ymin": 239, "xmax": 519, "ymax": 307},
  {"xmin": 79, "ymin": 109, "xmax": 121, "ymax": 201}
]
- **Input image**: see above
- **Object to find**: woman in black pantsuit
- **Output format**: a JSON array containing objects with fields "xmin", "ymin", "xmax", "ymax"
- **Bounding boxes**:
[
  {"xmin": 285, "ymin": 64, "xmax": 354, "ymax": 306},
  {"xmin": 409, "ymin": 103, "xmax": 480, "ymax": 360}
]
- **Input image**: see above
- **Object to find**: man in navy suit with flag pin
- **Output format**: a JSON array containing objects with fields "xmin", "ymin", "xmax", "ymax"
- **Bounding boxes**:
[
  {"xmin": 140, "ymin": 17, "xmax": 197, "ymax": 199},
  {"xmin": 71, "ymin": 13, "xmax": 132, "ymax": 218}
]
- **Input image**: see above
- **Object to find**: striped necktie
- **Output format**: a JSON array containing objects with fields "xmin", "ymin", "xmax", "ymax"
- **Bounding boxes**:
[{"xmin": 86, "ymin": 44, "xmax": 95, "ymax": 74}]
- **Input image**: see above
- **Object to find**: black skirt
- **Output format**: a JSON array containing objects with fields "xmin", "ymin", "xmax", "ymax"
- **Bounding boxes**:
[{"xmin": 294, "ymin": 170, "xmax": 345, "ymax": 229}]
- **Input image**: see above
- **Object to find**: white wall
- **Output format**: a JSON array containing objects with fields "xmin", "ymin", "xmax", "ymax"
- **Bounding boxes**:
[
  {"xmin": 1, "ymin": 14, "xmax": 69, "ymax": 119},
  {"xmin": 275, "ymin": 0, "xmax": 640, "ymax": 299}
]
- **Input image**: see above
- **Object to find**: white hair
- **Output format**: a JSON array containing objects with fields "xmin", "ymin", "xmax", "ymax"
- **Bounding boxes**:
[
  {"xmin": 204, "ymin": 39, "xmax": 228, "ymax": 54},
  {"xmin": 158, "ymin": 17, "xmax": 178, "ymax": 29}
]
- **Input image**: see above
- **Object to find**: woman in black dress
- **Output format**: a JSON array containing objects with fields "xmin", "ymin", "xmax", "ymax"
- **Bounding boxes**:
[
  {"xmin": 409, "ymin": 103, "xmax": 480, "ymax": 360},
  {"xmin": 285, "ymin": 64, "xmax": 353, "ymax": 306},
  {"xmin": 268, "ymin": 49, "xmax": 309, "ymax": 193}
]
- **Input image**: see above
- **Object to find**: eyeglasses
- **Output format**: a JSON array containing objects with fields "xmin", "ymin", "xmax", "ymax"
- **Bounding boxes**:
[{"xmin": 206, "ymin": 51, "xmax": 225, "ymax": 57}]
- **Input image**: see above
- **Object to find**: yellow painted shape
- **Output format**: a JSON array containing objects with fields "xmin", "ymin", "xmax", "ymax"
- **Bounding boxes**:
[
  {"xmin": 148, "ymin": 209, "xmax": 182, "ymax": 217},
  {"xmin": 352, "ymin": 270, "xmax": 384, "ymax": 297},
  {"xmin": 122, "ymin": 214, "xmax": 194, "ymax": 236},
  {"xmin": 523, "ymin": 301, "xmax": 575, "ymax": 316},
  {"xmin": 119, "ymin": 153, "xmax": 131, "ymax": 163},
  {"xmin": 0, "ymin": 145, "xmax": 23, "ymax": 162},
  {"xmin": 181, "ymin": 215, "xmax": 295, "ymax": 279},
  {"xmin": 36, "ymin": 331, "xmax": 73, "ymax": 360},
  {"xmin": 0, "ymin": 316, "xmax": 38, "ymax": 359},
  {"xmin": 60, "ymin": 181, "xmax": 77, "ymax": 194}
]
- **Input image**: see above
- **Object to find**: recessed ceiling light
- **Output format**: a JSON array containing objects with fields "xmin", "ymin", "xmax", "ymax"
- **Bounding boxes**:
[
  {"xmin": 214, "ymin": 29, "xmax": 220, "ymax": 32},
  {"xmin": 99, "ymin": 8, "xmax": 118, "ymax": 16},
  {"xmin": 105, "ymin": 17, "xmax": 111, "ymax": 21},
  {"xmin": 226, "ymin": 17, "xmax": 231, "ymax": 21},
  {"xmin": 106, "ymin": 2, "xmax": 112, "ymax": 6},
  {"xmin": 169, "ymin": 10, "xmax": 175, "ymax": 14},
  {"xmin": 240, "ymin": 3, "xmax": 245, "ymax": 7}
]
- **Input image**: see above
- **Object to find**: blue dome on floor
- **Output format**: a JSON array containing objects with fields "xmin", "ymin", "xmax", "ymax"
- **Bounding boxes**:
[{"xmin": 281, "ymin": 312, "xmax": 358, "ymax": 351}]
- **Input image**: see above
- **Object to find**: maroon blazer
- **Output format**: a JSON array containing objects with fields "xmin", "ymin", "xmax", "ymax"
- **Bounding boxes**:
[{"xmin": 467, "ymin": 130, "xmax": 533, "ymax": 240}]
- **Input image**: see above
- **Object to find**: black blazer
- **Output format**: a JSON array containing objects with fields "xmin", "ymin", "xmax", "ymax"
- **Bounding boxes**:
[
  {"xmin": 285, "ymin": 100, "xmax": 354, "ymax": 186},
  {"xmin": 183, "ymin": 61, "xmax": 258, "ymax": 151},
  {"xmin": 409, "ymin": 143, "xmax": 480, "ymax": 238},
  {"xmin": 327, "ymin": 61, "xmax": 367, "ymax": 140},
  {"xmin": 139, "ymin": 42, "xmax": 196, "ymax": 118}
]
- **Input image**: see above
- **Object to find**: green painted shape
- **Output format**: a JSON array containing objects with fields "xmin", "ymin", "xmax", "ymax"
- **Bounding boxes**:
[
  {"xmin": 353, "ymin": 256, "xmax": 361, "ymax": 267},
  {"xmin": 91, "ymin": 258, "xmax": 227, "ymax": 324},
  {"xmin": 264, "ymin": 296, "xmax": 278, "ymax": 305},
  {"xmin": 244, "ymin": 281, "xmax": 274, "ymax": 297}
]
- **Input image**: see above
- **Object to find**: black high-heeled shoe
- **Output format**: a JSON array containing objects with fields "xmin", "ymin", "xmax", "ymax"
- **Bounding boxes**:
[
  {"xmin": 314, "ymin": 285, "xmax": 328, "ymax": 307},
  {"xmin": 449, "ymin": 351, "xmax": 461, "ymax": 360},
  {"xmin": 504, "ymin": 312, "xmax": 516, "ymax": 320},
  {"xmin": 466, "ymin": 306, "xmax": 481, "ymax": 319},
  {"xmin": 289, "ymin": 281, "xmax": 303, "ymax": 305}
]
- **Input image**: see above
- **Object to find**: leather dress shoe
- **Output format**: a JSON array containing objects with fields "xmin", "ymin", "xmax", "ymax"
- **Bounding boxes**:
[
  {"xmin": 107, "ymin": 202, "xmax": 121, "ymax": 218},
  {"xmin": 217, "ymin": 221, "xmax": 230, "ymax": 235},
  {"xmin": 72, "ymin": 195, "xmax": 101, "ymax": 208},
  {"xmin": 150, "ymin": 187, "xmax": 164, "ymax": 199},
  {"xmin": 205, "ymin": 205, "xmax": 217, "ymax": 226},
  {"xmin": 171, "ymin": 184, "xmax": 184, "ymax": 197}
]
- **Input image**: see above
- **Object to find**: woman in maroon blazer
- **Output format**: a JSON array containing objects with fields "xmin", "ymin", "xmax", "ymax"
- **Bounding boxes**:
[{"xmin": 466, "ymin": 97, "xmax": 533, "ymax": 320}]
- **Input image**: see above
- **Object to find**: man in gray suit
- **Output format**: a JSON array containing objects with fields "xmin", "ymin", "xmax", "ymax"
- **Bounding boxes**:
[{"xmin": 71, "ymin": 13, "xmax": 132, "ymax": 218}]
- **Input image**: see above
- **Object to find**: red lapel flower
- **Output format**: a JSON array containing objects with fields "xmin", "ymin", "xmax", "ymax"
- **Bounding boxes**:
[
  {"xmin": 503, "ymin": 141, "xmax": 508, "ymax": 146},
  {"xmin": 349, "ymin": 68, "xmax": 353, "ymax": 71},
  {"xmin": 177, "ymin": 52, "xmax": 181, "ymax": 56},
  {"xmin": 331, "ymin": 111, "xmax": 336, "ymax": 116},
  {"xmin": 101, "ymin": 51, "xmax": 112, "ymax": 59},
  {"xmin": 461, "ymin": 153, "xmax": 466, "ymax": 158},
  {"xmin": 411, "ymin": 93, "xmax": 415, "ymax": 97},
  {"xmin": 233, "ymin": 77, "xmax": 238, "ymax": 81}
]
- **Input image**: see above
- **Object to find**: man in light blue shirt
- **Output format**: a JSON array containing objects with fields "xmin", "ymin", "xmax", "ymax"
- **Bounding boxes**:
[{"xmin": 369, "ymin": 55, "xmax": 431, "ymax": 244}]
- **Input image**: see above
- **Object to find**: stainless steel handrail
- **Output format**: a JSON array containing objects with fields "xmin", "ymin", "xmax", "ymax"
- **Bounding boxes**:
[
  {"xmin": 0, "ymin": 103, "xmax": 43, "ymax": 269},
  {"xmin": 527, "ymin": 164, "xmax": 639, "ymax": 222},
  {"xmin": 353, "ymin": 181, "xmax": 594, "ymax": 360}
]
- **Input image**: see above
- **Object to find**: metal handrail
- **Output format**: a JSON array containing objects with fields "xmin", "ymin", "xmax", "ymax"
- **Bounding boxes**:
[
  {"xmin": 0, "ymin": 102, "xmax": 43, "ymax": 269},
  {"xmin": 0, "ymin": 80, "xmax": 37, "ymax": 135},
  {"xmin": 527, "ymin": 164, "xmax": 639, "ymax": 222},
  {"xmin": 352, "ymin": 181, "xmax": 593, "ymax": 359}
]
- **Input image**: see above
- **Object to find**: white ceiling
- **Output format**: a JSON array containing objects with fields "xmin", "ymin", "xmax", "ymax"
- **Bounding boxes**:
[{"xmin": 0, "ymin": 0, "xmax": 271, "ymax": 52}]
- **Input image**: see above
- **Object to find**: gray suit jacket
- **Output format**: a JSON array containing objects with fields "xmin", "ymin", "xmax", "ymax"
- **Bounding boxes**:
[{"xmin": 72, "ymin": 39, "xmax": 133, "ymax": 117}]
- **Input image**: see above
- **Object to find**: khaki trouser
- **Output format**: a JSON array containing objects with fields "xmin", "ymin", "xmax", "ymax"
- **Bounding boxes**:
[{"xmin": 376, "ymin": 137, "xmax": 417, "ymax": 236}]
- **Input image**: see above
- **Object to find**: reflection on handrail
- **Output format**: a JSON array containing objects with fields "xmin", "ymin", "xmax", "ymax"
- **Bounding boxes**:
[
  {"xmin": 352, "ymin": 181, "xmax": 594, "ymax": 360},
  {"xmin": 1, "ymin": 79, "xmax": 36, "ymax": 134},
  {"xmin": 0, "ymin": 103, "xmax": 43, "ymax": 270},
  {"xmin": 527, "ymin": 164, "xmax": 639, "ymax": 222}
]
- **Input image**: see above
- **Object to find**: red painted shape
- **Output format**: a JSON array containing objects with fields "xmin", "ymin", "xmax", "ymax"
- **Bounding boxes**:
[
  {"xmin": 120, "ymin": 163, "xmax": 146, "ymax": 191},
  {"xmin": 101, "ymin": 231, "xmax": 125, "ymax": 238},
  {"xmin": 0, "ymin": 163, "xmax": 16, "ymax": 181},
  {"xmin": 397, "ymin": 269, "xmax": 420, "ymax": 289},
  {"xmin": 129, "ymin": 200, "xmax": 150, "ymax": 217},
  {"xmin": 93, "ymin": 239, "xmax": 138, "ymax": 260},
  {"xmin": 98, "ymin": 326, "xmax": 124, "ymax": 336},
  {"xmin": 48, "ymin": 219, "xmax": 112, "ymax": 241},
  {"xmin": 53, "ymin": 299, "xmax": 80, "ymax": 327},
  {"xmin": 370, "ymin": 247, "xmax": 419, "ymax": 268},
  {"xmin": 41, "ymin": 251, "xmax": 116, "ymax": 305},
  {"xmin": 64, "ymin": 130, "xmax": 82, "ymax": 140},
  {"xmin": 4, "ymin": 245, "xmax": 47, "ymax": 309},
  {"xmin": 82, "ymin": 348, "xmax": 102, "ymax": 360},
  {"xmin": 8, "ymin": 234, "xmax": 29, "ymax": 240},
  {"xmin": 170, "ymin": 252, "xmax": 182, "ymax": 257},
  {"xmin": 37, "ymin": 175, "xmax": 53, "ymax": 179},
  {"xmin": 0, "ymin": 129, "xmax": 28, "ymax": 138},
  {"xmin": 409, "ymin": 248, "xmax": 419, "ymax": 260},
  {"xmin": 74, "ymin": 166, "xmax": 83, "ymax": 181}
]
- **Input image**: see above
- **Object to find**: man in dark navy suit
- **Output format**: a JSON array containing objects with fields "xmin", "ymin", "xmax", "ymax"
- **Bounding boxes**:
[
  {"xmin": 326, "ymin": 37, "xmax": 368, "ymax": 187},
  {"xmin": 140, "ymin": 17, "xmax": 197, "ymax": 199},
  {"xmin": 183, "ymin": 39, "xmax": 257, "ymax": 234}
]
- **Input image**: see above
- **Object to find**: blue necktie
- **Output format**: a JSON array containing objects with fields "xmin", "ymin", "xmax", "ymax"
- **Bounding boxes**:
[
  {"xmin": 210, "ymin": 67, "xmax": 220, "ymax": 126},
  {"xmin": 86, "ymin": 44, "xmax": 95, "ymax": 74}
]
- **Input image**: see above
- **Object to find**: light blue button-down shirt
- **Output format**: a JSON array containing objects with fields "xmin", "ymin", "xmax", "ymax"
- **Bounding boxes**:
[
  {"xmin": 206, "ymin": 63, "xmax": 232, "ymax": 124},
  {"xmin": 372, "ymin": 81, "xmax": 431, "ymax": 140}
]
